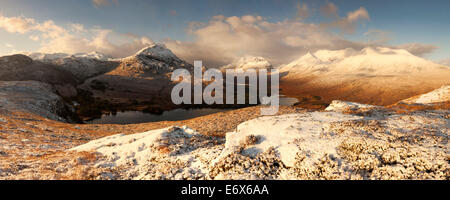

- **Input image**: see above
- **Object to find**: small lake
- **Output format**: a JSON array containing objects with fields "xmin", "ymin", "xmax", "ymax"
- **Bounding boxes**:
[{"xmin": 85, "ymin": 96, "xmax": 299, "ymax": 124}]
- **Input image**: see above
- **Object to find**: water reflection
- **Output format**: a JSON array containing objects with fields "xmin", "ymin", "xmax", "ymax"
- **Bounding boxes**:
[{"xmin": 85, "ymin": 96, "xmax": 299, "ymax": 125}]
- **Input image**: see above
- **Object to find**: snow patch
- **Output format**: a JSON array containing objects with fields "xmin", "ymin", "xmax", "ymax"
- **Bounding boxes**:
[
  {"xmin": 222, "ymin": 56, "xmax": 272, "ymax": 70},
  {"xmin": 71, "ymin": 126, "xmax": 223, "ymax": 179},
  {"xmin": 402, "ymin": 85, "xmax": 450, "ymax": 104},
  {"xmin": 325, "ymin": 100, "xmax": 380, "ymax": 112},
  {"xmin": 213, "ymin": 112, "xmax": 362, "ymax": 167}
]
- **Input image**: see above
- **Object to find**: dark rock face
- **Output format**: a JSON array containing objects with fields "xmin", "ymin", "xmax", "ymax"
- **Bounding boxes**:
[
  {"xmin": 0, "ymin": 81, "xmax": 80, "ymax": 122},
  {"xmin": 39, "ymin": 56, "xmax": 119, "ymax": 82}
]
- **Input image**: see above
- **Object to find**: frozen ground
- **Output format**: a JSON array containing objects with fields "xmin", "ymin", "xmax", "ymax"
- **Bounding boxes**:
[
  {"xmin": 402, "ymin": 85, "xmax": 449, "ymax": 104},
  {"xmin": 69, "ymin": 104, "xmax": 449, "ymax": 180}
]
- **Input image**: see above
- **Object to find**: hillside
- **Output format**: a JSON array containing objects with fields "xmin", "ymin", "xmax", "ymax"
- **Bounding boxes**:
[
  {"xmin": 28, "ymin": 52, "xmax": 118, "ymax": 82},
  {"xmin": 280, "ymin": 47, "xmax": 450, "ymax": 106}
]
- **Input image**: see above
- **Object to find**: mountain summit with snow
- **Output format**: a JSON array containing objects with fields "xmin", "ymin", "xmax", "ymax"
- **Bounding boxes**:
[
  {"xmin": 222, "ymin": 56, "xmax": 272, "ymax": 70},
  {"xmin": 280, "ymin": 47, "xmax": 448, "ymax": 76},
  {"xmin": 280, "ymin": 47, "xmax": 450, "ymax": 105},
  {"xmin": 26, "ymin": 51, "xmax": 116, "ymax": 81},
  {"xmin": 115, "ymin": 44, "xmax": 193, "ymax": 76},
  {"xmin": 134, "ymin": 43, "xmax": 180, "ymax": 62}
]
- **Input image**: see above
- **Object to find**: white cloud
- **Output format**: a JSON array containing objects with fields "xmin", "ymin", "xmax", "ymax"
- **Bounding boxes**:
[
  {"xmin": 5, "ymin": 43, "xmax": 14, "ymax": 48},
  {"xmin": 70, "ymin": 23, "xmax": 86, "ymax": 32},
  {"xmin": 165, "ymin": 14, "xmax": 365, "ymax": 67},
  {"xmin": 322, "ymin": 7, "xmax": 370, "ymax": 34},
  {"xmin": 0, "ymin": 13, "xmax": 153, "ymax": 58},
  {"xmin": 38, "ymin": 28, "xmax": 154, "ymax": 58},
  {"xmin": 29, "ymin": 35, "xmax": 40, "ymax": 41},
  {"xmin": 0, "ymin": 15, "xmax": 36, "ymax": 34}
]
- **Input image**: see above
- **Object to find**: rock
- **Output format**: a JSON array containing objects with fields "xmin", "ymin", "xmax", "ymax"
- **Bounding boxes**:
[{"xmin": 0, "ymin": 81, "xmax": 78, "ymax": 122}]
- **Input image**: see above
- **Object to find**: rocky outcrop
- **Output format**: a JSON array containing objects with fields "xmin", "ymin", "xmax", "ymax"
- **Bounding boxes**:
[{"xmin": 0, "ymin": 81, "xmax": 78, "ymax": 122}]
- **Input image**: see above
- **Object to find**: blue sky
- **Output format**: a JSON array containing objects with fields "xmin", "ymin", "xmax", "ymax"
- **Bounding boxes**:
[{"xmin": 0, "ymin": 0, "xmax": 449, "ymax": 65}]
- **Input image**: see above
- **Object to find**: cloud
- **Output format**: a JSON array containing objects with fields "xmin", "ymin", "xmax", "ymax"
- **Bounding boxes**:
[
  {"xmin": 0, "ymin": 15, "xmax": 36, "ymax": 34},
  {"xmin": 322, "ymin": 7, "xmax": 370, "ymax": 34},
  {"xmin": 70, "ymin": 23, "xmax": 86, "ymax": 32},
  {"xmin": 392, "ymin": 43, "xmax": 437, "ymax": 56},
  {"xmin": 163, "ymin": 3, "xmax": 372, "ymax": 67},
  {"xmin": 364, "ymin": 29, "xmax": 391, "ymax": 44},
  {"xmin": 38, "ymin": 28, "xmax": 154, "ymax": 58},
  {"xmin": 438, "ymin": 59, "xmax": 450, "ymax": 66},
  {"xmin": 296, "ymin": 2, "xmax": 309, "ymax": 20},
  {"xmin": 165, "ymin": 14, "xmax": 365, "ymax": 68},
  {"xmin": 92, "ymin": 0, "xmax": 118, "ymax": 8},
  {"xmin": 320, "ymin": 2, "xmax": 338, "ymax": 18},
  {"xmin": 0, "ymin": 2, "xmax": 439, "ymax": 66},
  {"xmin": 5, "ymin": 43, "xmax": 14, "ymax": 48},
  {"xmin": 0, "ymin": 13, "xmax": 152, "ymax": 58}
]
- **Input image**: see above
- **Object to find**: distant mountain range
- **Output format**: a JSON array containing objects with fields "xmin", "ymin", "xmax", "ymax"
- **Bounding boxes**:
[
  {"xmin": 279, "ymin": 47, "xmax": 450, "ymax": 105},
  {"xmin": 0, "ymin": 44, "xmax": 448, "ymax": 120}
]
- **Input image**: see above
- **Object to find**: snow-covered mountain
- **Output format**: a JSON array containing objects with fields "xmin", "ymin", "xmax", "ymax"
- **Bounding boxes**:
[
  {"xmin": 73, "ymin": 51, "xmax": 111, "ymax": 61},
  {"xmin": 280, "ymin": 47, "xmax": 450, "ymax": 105},
  {"xmin": 114, "ymin": 44, "xmax": 194, "ymax": 76},
  {"xmin": 221, "ymin": 56, "xmax": 272, "ymax": 70},
  {"xmin": 280, "ymin": 47, "xmax": 448, "ymax": 76},
  {"xmin": 77, "ymin": 44, "xmax": 195, "ymax": 106},
  {"xmin": 26, "ymin": 51, "xmax": 117, "ymax": 81}
]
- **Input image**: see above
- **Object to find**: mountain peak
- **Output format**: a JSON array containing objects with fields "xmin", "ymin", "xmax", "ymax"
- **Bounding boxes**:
[
  {"xmin": 281, "ymin": 46, "xmax": 448, "ymax": 76},
  {"xmin": 222, "ymin": 56, "xmax": 272, "ymax": 70},
  {"xmin": 135, "ymin": 43, "xmax": 178, "ymax": 61}
]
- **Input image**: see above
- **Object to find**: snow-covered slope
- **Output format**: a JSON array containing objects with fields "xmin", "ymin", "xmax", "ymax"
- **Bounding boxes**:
[
  {"xmin": 113, "ymin": 44, "xmax": 193, "ymax": 76},
  {"xmin": 72, "ymin": 126, "xmax": 223, "ymax": 179},
  {"xmin": 70, "ymin": 107, "xmax": 449, "ymax": 180},
  {"xmin": 402, "ymin": 85, "xmax": 450, "ymax": 104},
  {"xmin": 27, "ymin": 52, "xmax": 70, "ymax": 62},
  {"xmin": 280, "ymin": 47, "xmax": 448, "ymax": 76},
  {"xmin": 279, "ymin": 47, "xmax": 450, "ymax": 105},
  {"xmin": 27, "ymin": 51, "xmax": 117, "ymax": 81},
  {"xmin": 222, "ymin": 56, "xmax": 272, "ymax": 70},
  {"xmin": 73, "ymin": 51, "xmax": 111, "ymax": 61},
  {"xmin": 134, "ymin": 44, "xmax": 179, "ymax": 62}
]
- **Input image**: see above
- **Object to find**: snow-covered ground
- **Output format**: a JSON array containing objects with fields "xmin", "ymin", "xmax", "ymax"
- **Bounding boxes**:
[
  {"xmin": 402, "ymin": 85, "xmax": 449, "ymax": 104},
  {"xmin": 70, "ymin": 104, "xmax": 449, "ymax": 180},
  {"xmin": 72, "ymin": 126, "xmax": 224, "ymax": 180},
  {"xmin": 325, "ymin": 100, "xmax": 381, "ymax": 112}
]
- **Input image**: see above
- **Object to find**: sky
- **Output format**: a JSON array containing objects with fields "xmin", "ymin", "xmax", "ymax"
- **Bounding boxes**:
[{"xmin": 0, "ymin": 0, "xmax": 449, "ymax": 67}]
